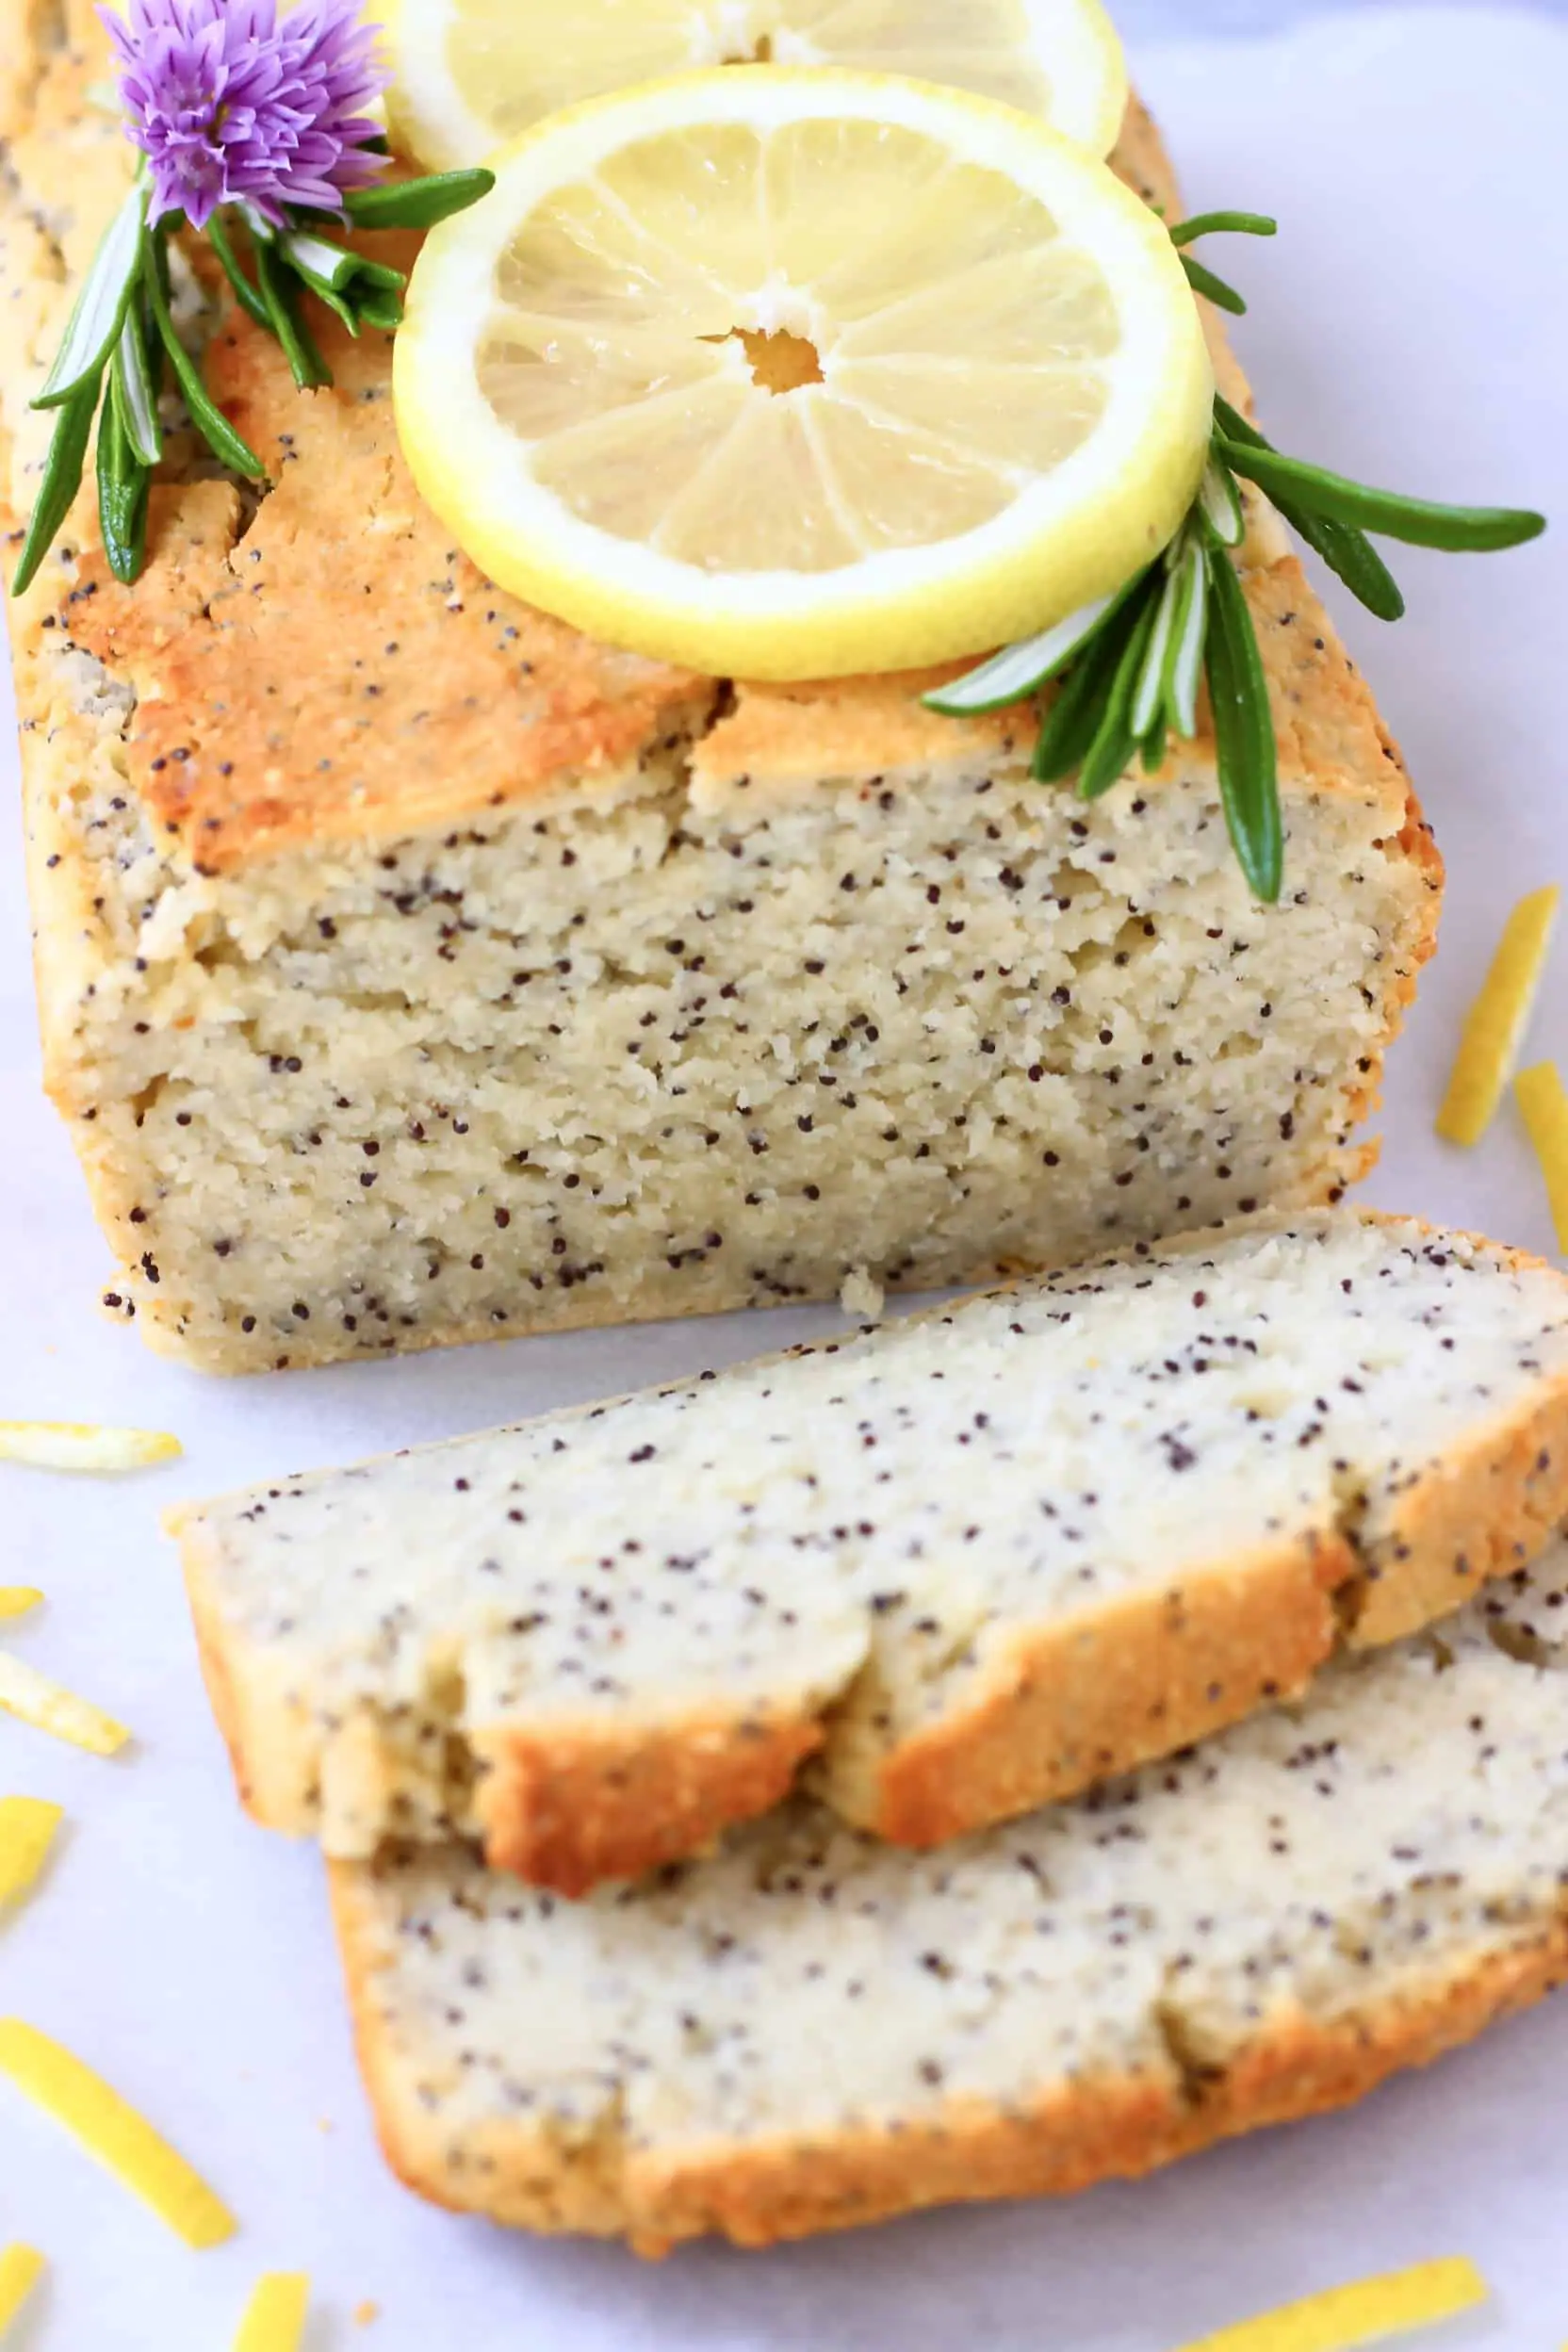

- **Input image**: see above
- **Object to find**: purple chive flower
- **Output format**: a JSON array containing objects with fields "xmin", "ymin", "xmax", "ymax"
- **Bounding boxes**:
[{"xmin": 100, "ymin": 0, "xmax": 388, "ymax": 230}]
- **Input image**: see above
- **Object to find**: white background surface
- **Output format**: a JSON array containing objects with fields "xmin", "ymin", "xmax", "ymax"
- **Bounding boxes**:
[
  {"xmin": 2, "ymin": 8, "xmax": 1567, "ymax": 2345},
  {"xmin": 1115, "ymin": 0, "xmax": 1567, "ymax": 34}
]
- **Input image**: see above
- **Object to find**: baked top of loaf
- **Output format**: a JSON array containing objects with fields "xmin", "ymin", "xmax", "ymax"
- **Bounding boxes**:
[
  {"xmin": 331, "ymin": 1529, "xmax": 1568, "ymax": 2254},
  {"xmin": 1, "ymin": 3, "xmax": 1418, "ymax": 872},
  {"xmin": 177, "ymin": 1207, "xmax": 1568, "ymax": 1891}
]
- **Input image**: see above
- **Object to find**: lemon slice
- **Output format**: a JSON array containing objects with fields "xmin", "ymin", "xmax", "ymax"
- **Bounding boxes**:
[
  {"xmin": 395, "ymin": 68, "xmax": 1212, "ymax": 680},
  {"xmin": 384, "ymin": 0, "xmax": 1129, "ymax": 172}
]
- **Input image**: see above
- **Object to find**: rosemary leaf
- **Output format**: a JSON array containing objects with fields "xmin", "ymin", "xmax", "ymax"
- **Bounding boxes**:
[
  {"xmin": 1180, "ymin": 253, "xmax": 1246, "ymax": 316},
  {"xmin": 1078, "ymin": 579, "xmax": 1164, "ymax": 800},
  {"xmin": 207, "ymin": 212, "xmax": 271, "ymax": 331},
  {"xmin": 110, "ymin": 302, "xmax": 162, "ymax": 466},
  {"xmin": 1200, "ymin": 452, "xmax": 1246, "ymax": 548},
  {"xmin": 1218, "ymin": 436, "xmax": 1545, "ymax": 552},
  {"xmin": 1204, "ymin": 546, "xmax": 1282, "ymax": 902},
  {"xmin": 1272, "ymin": 493, "xmax": 1407, "ymax": 622},
  {"xmin": 1212, "ymin": 394, "xmax": 1264, "ymax": 449},
  {"xmin": 1169, "ymin": 210, "xmax": 1278, "ymax": 247},
  {"xmin": 32, "ymin": 183, "xmax": 146, "ymax": 409},
  {"xmin": 95, "ymin": 390, "xmax": 149, "ymax": 584},
  {"xmin": 254, "ymin": 239, "xmax": 332, "ymax": 389},
  {"xmin": 344, "ymin": 168, "xmax": 496, "ymax": 231},
  {"xmin": 1164, "ymin": 532, "xmax": 1209, "ymax": 737},
  {"xmin": 143, "ymin": 236, "xmax": 267, "ymax": 478},
  {"xmin": 1032, "ymin": 594, "xmax": 1147, "ymax": 782},
  {"xmin": 923, "ymin": 577, "xmax": 1142, "ymax": 716},
  {"xmin": 1131, "ymin": 555, "xmax": 1186, "ymax": 739},
  {"xmin": 1210, "ymin": 398, "xmax": 1405, "ymax": 618},
  {"xmin": 10, "ymin": 376, "xmax": 101, "ymax": 596}
]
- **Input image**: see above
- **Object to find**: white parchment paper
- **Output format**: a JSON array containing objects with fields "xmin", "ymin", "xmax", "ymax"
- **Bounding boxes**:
[{"xmin": 1, "ymin": 9, "xmax": 1565, "ymax": 2344}]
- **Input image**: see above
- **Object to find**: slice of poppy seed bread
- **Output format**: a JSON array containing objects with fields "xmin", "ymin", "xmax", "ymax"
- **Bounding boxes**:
[
  {"xmin": 173, "ymin": 1208, "xmax": 1568, "ymax": 1895},
  {"xmin": 329, "ymin": 1533, "xmax": 1568, "ymax": 2254},
  {"xmin": 2, "ymin": 15, "xmax": 1440, "ymax": 1376}
]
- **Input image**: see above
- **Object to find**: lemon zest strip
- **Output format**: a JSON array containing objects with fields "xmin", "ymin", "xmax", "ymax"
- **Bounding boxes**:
[
  {"xmin": 234, "ymin": 2272, "xmax": 311, "ymax": 2352},
  {"xmin": 0, "ymin": 2019, "xmax": 236, "ymax": 2247},
  {"xmin": 1436, "ymin": 885, "xmax": 1560, "ymax": 1145},
  {"xmin": 0, "ymin": 2245, "xmax": 44, "ymax": 2335},
  {"xmin": 1169, "ymin": 2259, "xmax": 1488, "ymax": 2352},
  {"xmin": 0, "ymin": 1591, "xmax": 42, "ymax": 1621},
  {"xmin": 0, "ymin": 1422, "xmax": 181, "ymax": 1472},
  {"xmin": 1517, "ymin": 1061, "xmax": 1568, "ymax": 1253},
  {"xmin": 0, "ymin": 1799, "xmax": 64, "ymax": 1907},
  {"xmin": 0, "ymin": 1657, "xmax": 130, "ymax": 1757}
]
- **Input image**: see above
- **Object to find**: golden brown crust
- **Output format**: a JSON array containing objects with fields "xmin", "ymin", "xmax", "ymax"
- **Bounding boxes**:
[
  {"xmin": 828, "ymin": 1226, "xmax": 1568, "ymax": 1849},
  {"xmin": 1351, "ymin": 1369, "xmax": 1568, "ymax": 1647},
  {"xmin": 634, "ymin": 1933, "xmax": 1568, "ymax": 2254},
  {"xmin": 329, "ymin": 1855, "xmax": 1568, "ymax": 2253},
  {"xmin": 696, "ymin": 558, "xmax": 1417, "ymax": 826},
  {"xmin": 858, "ymin": 1528, "xmax": 1355, "ymax": 1846},
  {"xmin": 472, "ymin": 1710, "xmax": 827, "ymax": 1900},
  {"xmin": 5, "ymin": 33, "xmax": 1424, "ymax": 870},
  {"xmin": 57, "ymin": 309, "xmax": 712, "ymax": 870},
  {"xmin": 856, "ymin": 1233, "xmax": 1568, "ymax": 1838}
]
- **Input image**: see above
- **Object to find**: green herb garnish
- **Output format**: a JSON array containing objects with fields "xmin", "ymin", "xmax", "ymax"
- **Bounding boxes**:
[
  {"xmin": 926, "ymin": 211, "xmax": 1546, "ymax": 903},
  {"xmin": 11, "ymin": 163, "xmax": 494, "ymax": 599}
]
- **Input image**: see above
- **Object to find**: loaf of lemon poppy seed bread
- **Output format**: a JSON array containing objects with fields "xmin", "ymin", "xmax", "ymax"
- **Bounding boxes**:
[
  {"xmin": 1, "ymin": 5, "xmax": 1439, "ymax": 1373},
  {"xmin": 330, "ymin": 1530, "xmax": 1568, "ymax": 2254},
  {"xmin": 173, "ymin": 1207, "xmax": 1568, "ymax": 1895}
]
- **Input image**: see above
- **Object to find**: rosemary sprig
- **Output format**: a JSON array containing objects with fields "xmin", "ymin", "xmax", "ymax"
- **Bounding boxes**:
[
  {"xmin": 1170, "ymin": 207, "xmax": 1275, "ymax": 318},
  {"xmin": 10, "ymin": 167, "xmax": 493, "ymax": 596},
  {"xmin": 925, "ymin": 210, "xmax": 1546, "ymax": 904}
]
